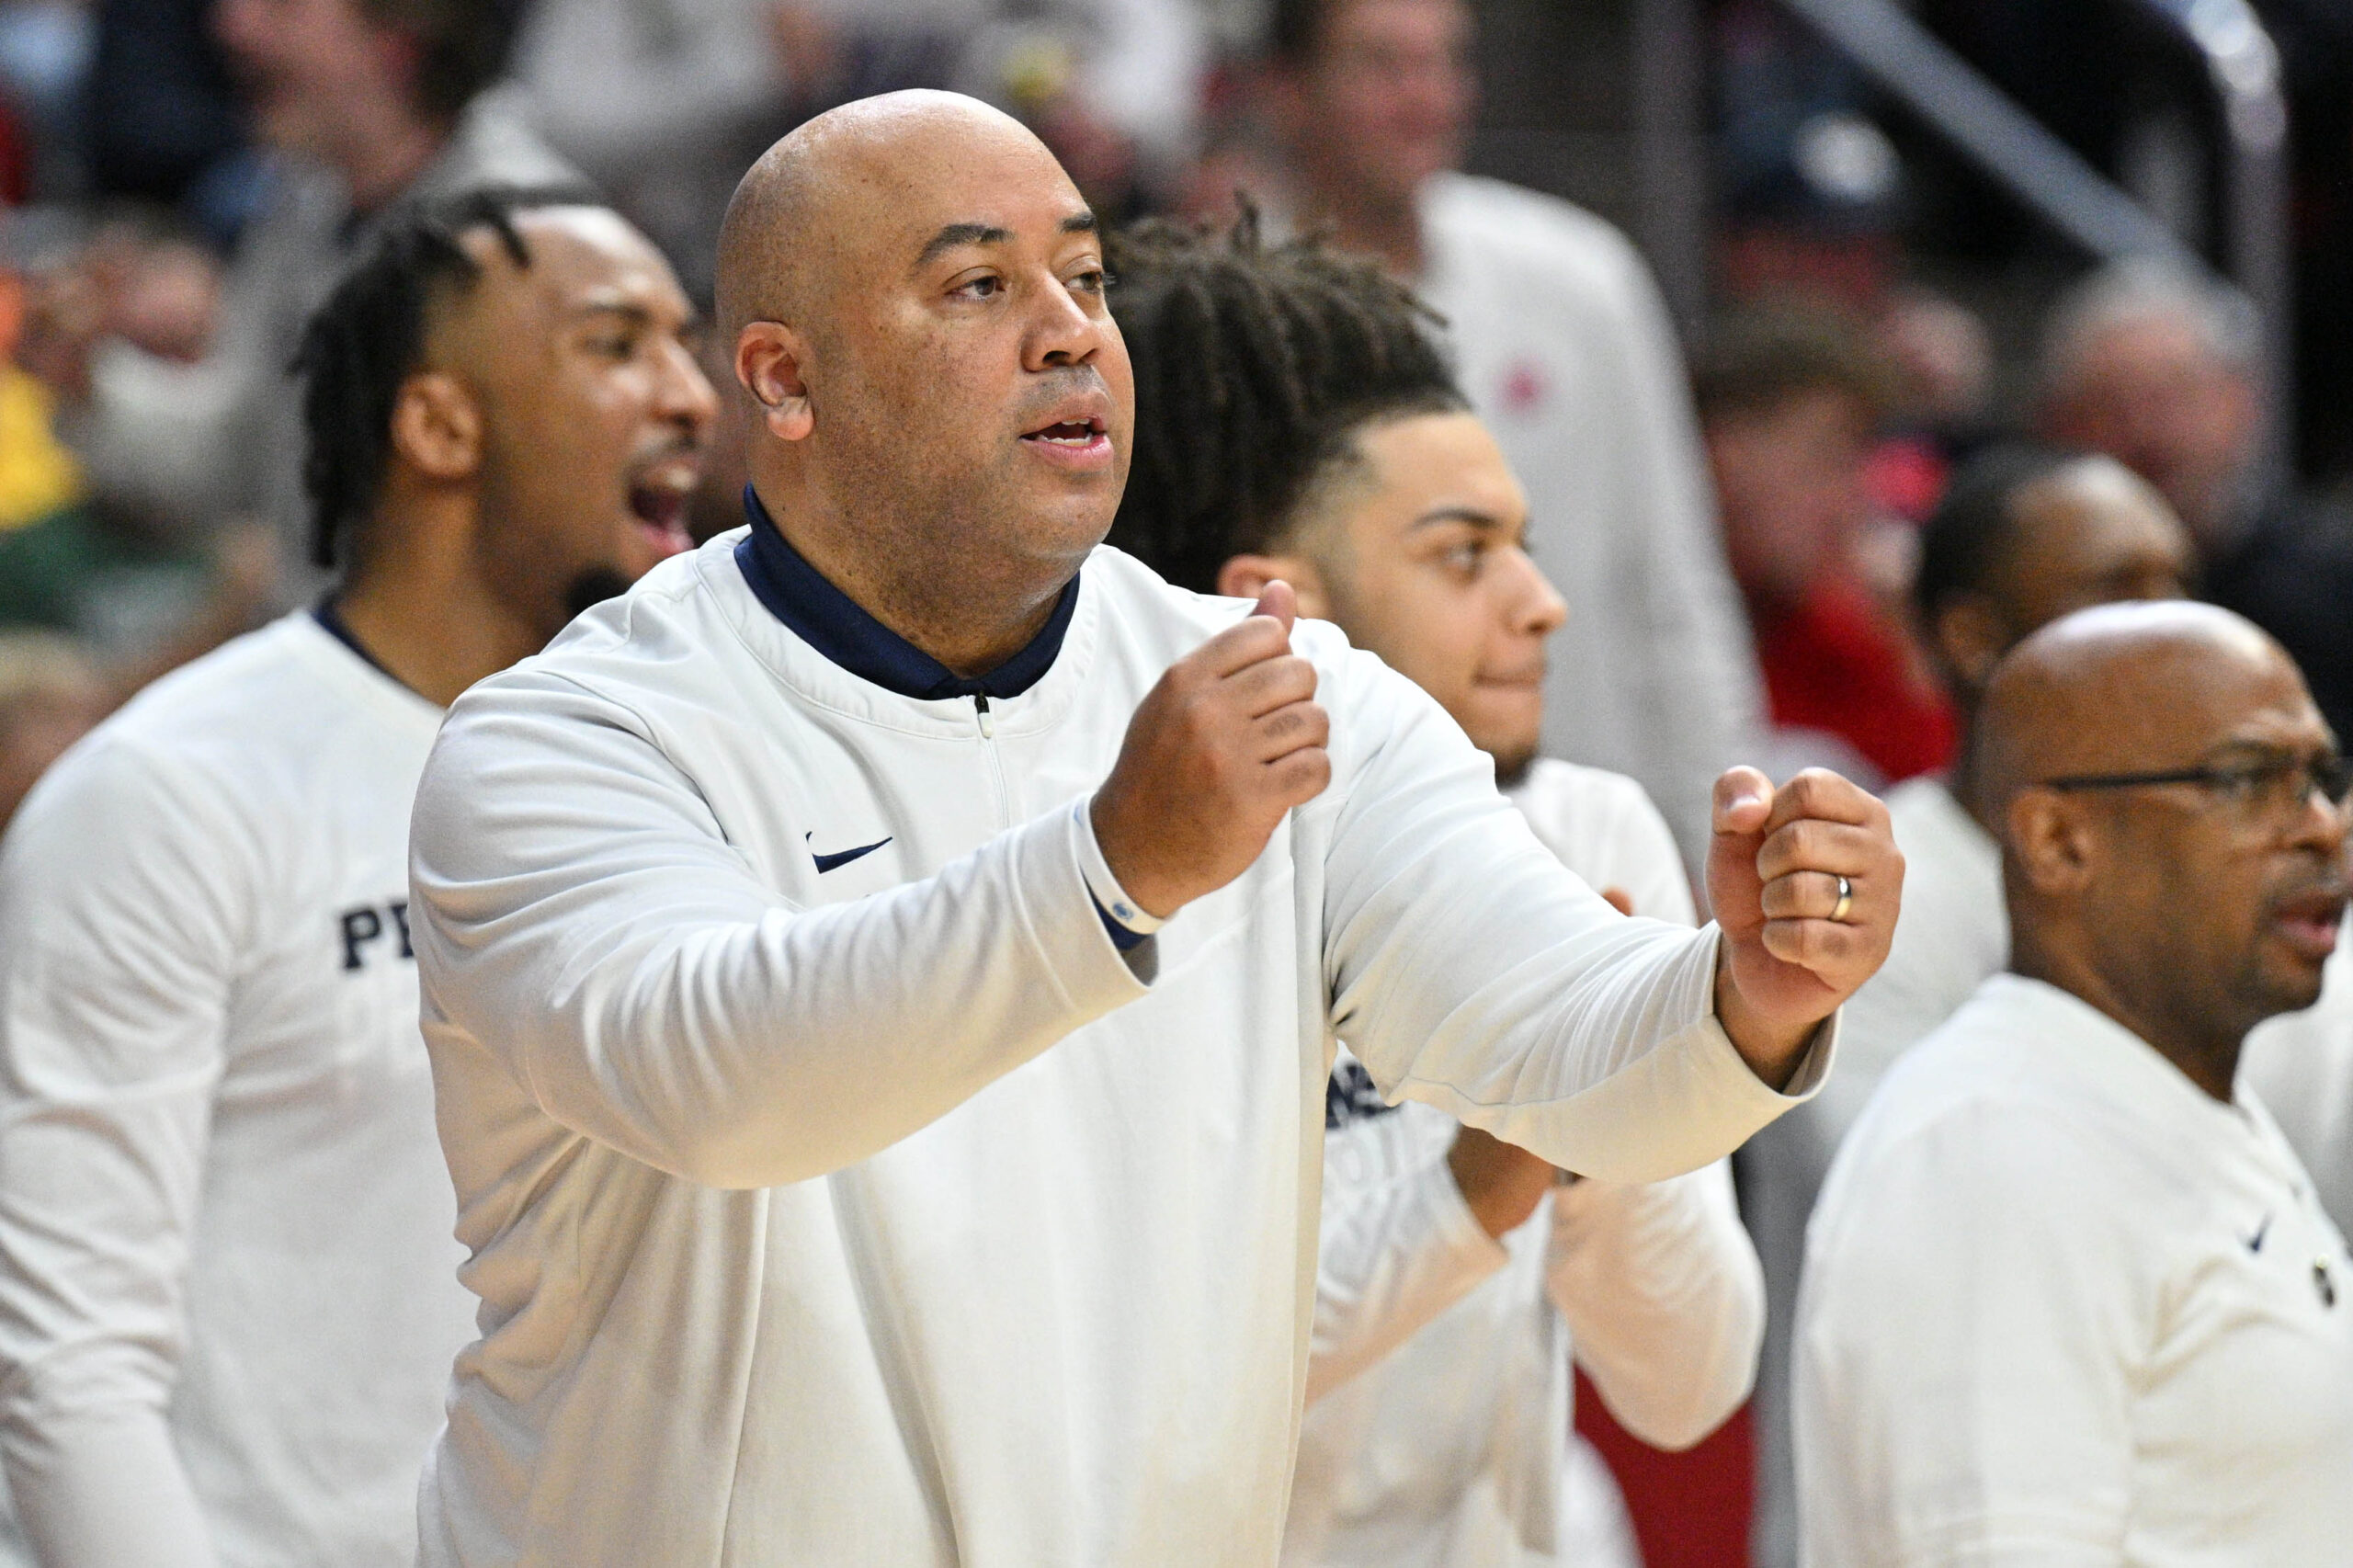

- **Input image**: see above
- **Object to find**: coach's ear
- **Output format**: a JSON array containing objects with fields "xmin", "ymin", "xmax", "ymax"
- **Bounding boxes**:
[
  {"xmin": 1218, "ymin": 552, "xmax": 1331, "ymax": 620},
  {"xmin": 736, "ymin": 321, "xmax": 814, "ymax": 443},
  {"xmin": 391, "ymin": 369, "xmax": 482, "ymax": 482}
]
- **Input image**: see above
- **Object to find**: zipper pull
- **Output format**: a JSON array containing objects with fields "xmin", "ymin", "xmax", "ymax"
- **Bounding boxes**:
[{"xmin": 974, "ymin": 693, "xmax": 995, "ymax": 739}]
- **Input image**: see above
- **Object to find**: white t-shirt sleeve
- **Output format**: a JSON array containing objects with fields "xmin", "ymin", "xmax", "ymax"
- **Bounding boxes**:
[
  {"xmin": 1795, "ymin": 1103, "xmax": 2138, "ymax": 1565},
  {"xmin": 0, "ymin": 736, "xmax": 234, "ymax": 1568},
  {"xmin": 1318, "ymin": 655, "xmax": 1826, "ymax": 1183},
  {"xmin": 408, "ymin": 669, "xmax": 1154, "ymax": 1190},
  {"xmin": 1548, "ymin": 1160, "xmax": 1762, "ymax": 1450}
]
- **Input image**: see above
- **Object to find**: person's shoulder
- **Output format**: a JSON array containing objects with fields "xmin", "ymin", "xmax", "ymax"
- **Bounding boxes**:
[
  {"xmin": 99, "ymin": 614, "xmax": 351, "ymax": 753},
  {"xmin": 1083, "ymin": 543, "xmax": 1255, "ymax": 638},
  {"xmin": 1, "ymin": 628, "xmax": 318, "ymax": 881},
  {"xmin": 1509, "ymin": 759, "xmax": 1682, "ymax": 875},
  {"xmin": 26, "ymin": 614, "xmax": 412, "ymax": 842},
  {"xmin": 1424, "ymin": 173, "xmax": 1649, "ymax": 284},
  {"xmin": 425, "ymin": 85, "xmax": 584, "ymax": 196},
  {"xmin": 471, "ymin": 537, "xmax": 743, "ymax": 715},
  {"xmin": 1084, "ymin": 542, "xmax": 1365, "ymax": 673},
  {"xmin": 1841, "ymin": 979, "xmax": 2136, "ymax": 1183},
  {"xmin": 1881, "ymin": 775, "xmax": 2001, "ymax": 916},
  {"xmin": 1513, "ymin": 757, "xmax": 1657, "ymax": 818}
]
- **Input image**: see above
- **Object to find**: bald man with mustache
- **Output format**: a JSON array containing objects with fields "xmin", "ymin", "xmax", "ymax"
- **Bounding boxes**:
[
  {"xmin": 404, "ymin": 92, "xmax": 1902, "ymax": 1567},
  {"xmin": 1796, "ymin": 601, "xmax": 2353, "ymax": 1565}
]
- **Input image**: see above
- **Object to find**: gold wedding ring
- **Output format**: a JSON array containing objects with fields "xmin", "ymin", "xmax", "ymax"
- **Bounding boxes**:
[{"xmin": 1831, "ymin": 874, "xmax": 1855, "ymax": 924}]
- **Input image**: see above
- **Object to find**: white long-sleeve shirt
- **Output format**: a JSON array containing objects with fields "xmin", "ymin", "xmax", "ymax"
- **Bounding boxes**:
[
  {"xmin": 408, "ymin": 527, "xmax": 1830, "ymax": 1567},
  {"xmin": 1418, "ymin": 174, "xmax": 1766, "ymax": 862},
  {"xmin": 0, "ymin": 614, "xmax": 479, "ymax": 1568},
  {"xmin": 1797, "ymin": 973, "xmax": 2353, "ymax": 1566},
  {"xmin": 1290, "ymin": 761, "xmax": 1761, "ymax": 1568}
]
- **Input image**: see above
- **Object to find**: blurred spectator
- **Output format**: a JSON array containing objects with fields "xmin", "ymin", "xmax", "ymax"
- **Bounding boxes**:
[
  {"xmin": 2039, "ymin": 264, "xmax": 2263, "ymax": 558},
  {"xmin": 35, "ymin": 0, "xmax": 571, "ymax": 603},
  {"xmin": 512, "ymin": 0, "xmax": 800, "ymax": 302},
  {"xmin": 1246, "ymin": 0, "xmax": 1766, "ymax": 867},
  {"xmin": 521, "ymin": 0, "xmax": 1211, "ymax": 236},
  {"xmin": 1881, "ymin": 288, "xmax": 1994, "ymax": 437},
  {"xmin": 1735, "ymin": 443, "xmax": 2195, "ymax": 1568},
  {"xmin": 2039, "ymin": 261, "xmax": 2353, "ymax": 746},
  {"xmin": 942, "ymin": 0, "xmax": 1205, "ymax": 215},
  {"xmin": 85, "ymin": 0, "xmax": 260, "ymax": 245},
  {"xmin": 1865, "ymin": 287, "xmax": 1997, "ymax": 528},
  {"xmin": 0, "ymin": 629, "xmax": 103, "ymax": 831},
  {"xmin": 1716, "ymin": 0, "xmax": 1904, "ymax": 319},
  {"xmin": 0, "ymin": 0, "xmax": 92, "ymax": 198},
  {"xmin": 1695, "ymin": 306, "xmax": 1954, "ymax": 786},
  {"xmin": 0, "ymin": 255, "xmax": 81, "ymax": 529},
  {"xmin": 3, "ymin": 209, "xmax": 273, "ymax": 676}
]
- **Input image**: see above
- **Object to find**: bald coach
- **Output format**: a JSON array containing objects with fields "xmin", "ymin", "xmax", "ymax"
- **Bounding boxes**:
[{"xmin": 406, "ymin": 91, "xmax": 1902, "ymax": 1566}]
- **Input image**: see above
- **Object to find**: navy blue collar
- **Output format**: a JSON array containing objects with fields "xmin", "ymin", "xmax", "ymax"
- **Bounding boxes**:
[
  {"xmin": 733, "ymin": 487, "xmax": 1079, "ymax": 701},
  {"xmin": 313, "ymin": 596, "xmax": 398, "ymax": 683}
]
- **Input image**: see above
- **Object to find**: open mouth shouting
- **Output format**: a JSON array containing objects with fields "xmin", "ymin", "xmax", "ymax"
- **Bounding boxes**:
[{"xmin": 627, "ymin": 453, "xmax": 701, "ymax": 560}]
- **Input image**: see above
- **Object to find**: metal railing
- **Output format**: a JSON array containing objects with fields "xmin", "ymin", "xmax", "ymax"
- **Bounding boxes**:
[
  {"xmin": 2130, "ymin": 0, "xmax": 2292, "ymax": 471},
  {"xmin": 1630, "ymin": 0, "xmax": 2295, "ymax": 471}
]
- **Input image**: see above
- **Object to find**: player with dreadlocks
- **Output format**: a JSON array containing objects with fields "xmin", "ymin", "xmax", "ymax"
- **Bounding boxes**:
[
  {"xmin": 1109, "ymin": 216, "xmax": 1767, "ymax": 1568},
  {"xmin": 0, "ymin": 185, "xmax": 712, "ymax": 1568}
]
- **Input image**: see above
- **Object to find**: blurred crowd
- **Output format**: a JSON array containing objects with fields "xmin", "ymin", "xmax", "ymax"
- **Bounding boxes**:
[
  {"xmin": 3, "ymin": 0, "xmax": 2347, "ymax": 838},
  {"xmin": 1, "ymin": 1, "xmax": 2349, "ymax": 1562}
]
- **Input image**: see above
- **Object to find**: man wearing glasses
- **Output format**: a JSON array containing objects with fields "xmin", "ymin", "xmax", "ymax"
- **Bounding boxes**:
[{"xmin": 1794, "ymin": 600, "xmax": 2353, "ymax": 1565}]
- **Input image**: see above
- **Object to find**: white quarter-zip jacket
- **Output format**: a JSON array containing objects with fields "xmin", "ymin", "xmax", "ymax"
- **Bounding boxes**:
[
  {"xmin": 1290, "ymin": 762, "xmax": 1762, "ymax": 1568},
  {"xmin": 0, "ymin": 613, "xmax": 478, "ymax": 1568},
  {"xmin": 409, "ymin": 523, "xmax": 1830, "ymax": 1567},
  {"xmin": 1797, "ymin": 973, "xmax": 2353, "ymax": 1565}
]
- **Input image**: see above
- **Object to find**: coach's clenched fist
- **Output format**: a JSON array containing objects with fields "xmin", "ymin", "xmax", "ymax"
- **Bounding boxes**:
[
  {"xmin": 1093, "ymin": 581, "xmax": 1333, "ymax": 918},
  {"xmin": 1706, "ymin": 766, "xmax": 1904, "ymax": 1088}
]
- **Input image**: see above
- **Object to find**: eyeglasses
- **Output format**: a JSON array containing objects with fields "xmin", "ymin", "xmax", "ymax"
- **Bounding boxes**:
[{"xmin": 2040, "ymin": 750, "xmax": 2353, "ymax": 826}]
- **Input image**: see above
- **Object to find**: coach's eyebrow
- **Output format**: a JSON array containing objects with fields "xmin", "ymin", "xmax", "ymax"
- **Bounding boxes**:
[
  {"xmin": 917, "ymin": 222, "xmax": 1013, "ymax": 267},
  {"xmin": 1060, "ymin": 211, "xmax": 1098, "ymax": 235}
]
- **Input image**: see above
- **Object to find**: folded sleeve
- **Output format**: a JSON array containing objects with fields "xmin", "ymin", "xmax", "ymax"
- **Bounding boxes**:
[
  {"xmin": 1318, "ymin": 650, "xmax": 1827, "ymax": 1183},
  {"xmin": 0, "ymin": 736, "xmax": 238, "ymax": 1568},
  {"xmin": 409, "ymin": 670, "xmax": 1154, "ymax": 1190},
  {"xmin": 1550, "ymin": 1159, "xmax": 1763, "ymax": 1449}
]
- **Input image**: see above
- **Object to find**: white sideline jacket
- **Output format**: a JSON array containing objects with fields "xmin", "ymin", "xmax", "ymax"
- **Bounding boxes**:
[{"xmin": 408, "ymin": 529, "xmax": 1831, "ymax": 1567}]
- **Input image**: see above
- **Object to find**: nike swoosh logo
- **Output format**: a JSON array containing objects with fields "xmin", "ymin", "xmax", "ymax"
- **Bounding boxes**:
[
  {"xmin": 2245, "ymin": 1214, "xmax": 2271, "ymax": 1254},
  {"xmin": 809, "ymin": 834, "xmax": 892, "ymax": 874}
]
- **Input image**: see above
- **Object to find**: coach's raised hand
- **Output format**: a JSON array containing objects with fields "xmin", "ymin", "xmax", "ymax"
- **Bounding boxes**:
[
  {"xmin": 1706, "ymin": 766, "xmax": 1904, "ymax": 1089},
  {"xmin": 1092, "ymin": 581, "xmax": 1333, "ymax": 919}
]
